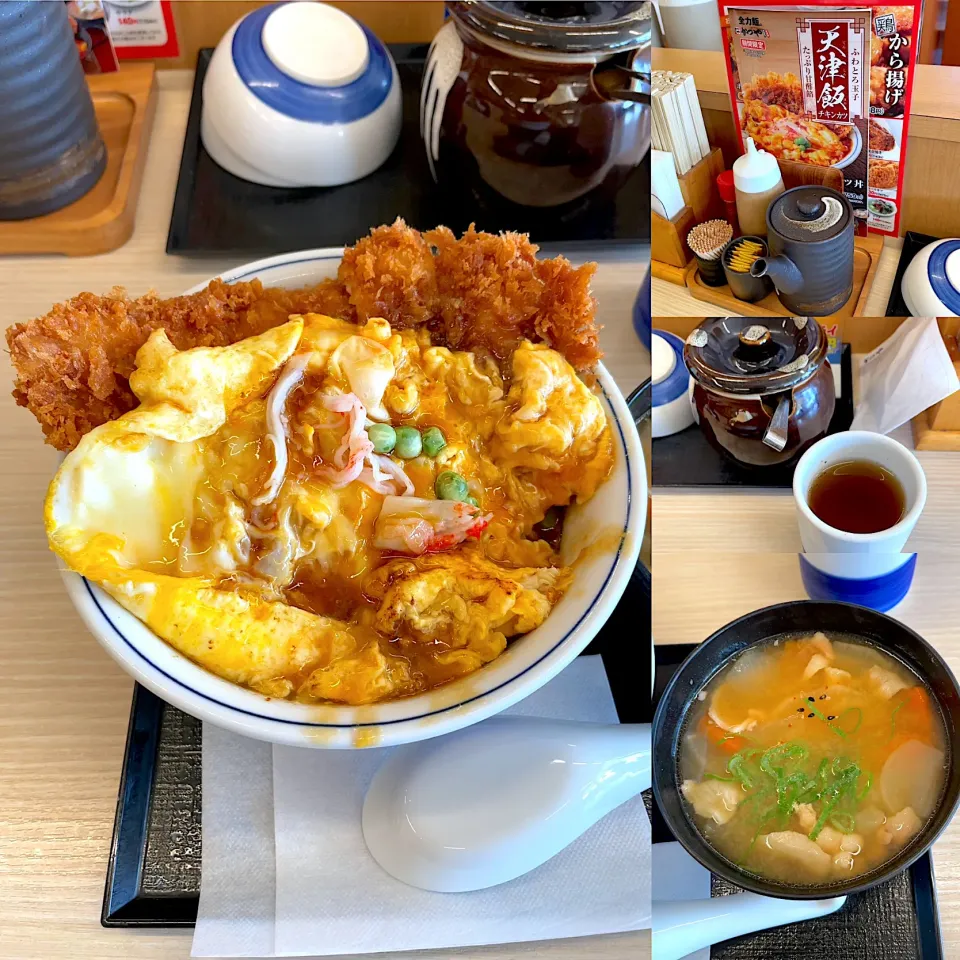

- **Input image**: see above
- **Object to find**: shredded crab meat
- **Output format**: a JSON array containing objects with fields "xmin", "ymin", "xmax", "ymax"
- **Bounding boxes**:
[
  {"xmin": 252, "ymin": 353, "xmax": 310, "ymax": 506},
  {"xmin": 317, "ymin": 392, "xmax": 414, "ymax": 496},
  {"xmin": 373, "ymin": 453, "xmax": 415, "ymax": 496},
  {"xmin": 374, "ymin": 496, "xmax": 492, "ymax": 555}
]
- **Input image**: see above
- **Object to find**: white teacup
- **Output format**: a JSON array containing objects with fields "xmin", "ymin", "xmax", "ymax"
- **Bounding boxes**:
[
  {"xmin": 793, "ymin": 431, "xmax": 926, "ymax": 560},
  {"xmin": 793, "ymin": 433, "xmax": 925, "ymax": 610}
]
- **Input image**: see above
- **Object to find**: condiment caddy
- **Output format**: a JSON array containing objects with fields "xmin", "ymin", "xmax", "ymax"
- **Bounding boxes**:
[
  {"xmin": 684, "ymin": 232, "xmax": 882, "ymax": 321},
  {"xmin": 652, "ymin": 151, "xmax": 882, "ymax": 320}
]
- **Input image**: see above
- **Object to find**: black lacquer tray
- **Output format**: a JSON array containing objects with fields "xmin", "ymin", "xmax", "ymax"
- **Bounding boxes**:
[
  {"xmin": 885, "ymin": 231, "xmax": 938, "ymax": 317},
  {"xmin": 650, "ymin": 642, "xmax": 943, "ymax": 960},
  {"xmin": 102, "ymin": 567, "xmax": 652, "ymax": 927},
  {"xmin": 652, "ymin": 343, "xmax": 853, "ymax": 488},
  {"xmin": 166, "ymin": 46, "xmax": 650, "ymax": 257}
]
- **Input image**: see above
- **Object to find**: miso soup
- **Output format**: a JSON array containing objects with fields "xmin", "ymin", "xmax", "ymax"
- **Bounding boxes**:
[{"xmin": 679, "ymin": 632, "xmax": 948, "ymax": 886}]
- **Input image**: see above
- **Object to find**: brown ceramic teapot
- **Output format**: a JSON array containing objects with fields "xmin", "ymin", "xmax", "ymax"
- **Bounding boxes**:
[
  {"xmin": 420, "ymin": 1, "xmax": 650, "ymax": 221},
  {"xmin": 683, "ymin": 317, "xmax": 836, "ymax": 468}
]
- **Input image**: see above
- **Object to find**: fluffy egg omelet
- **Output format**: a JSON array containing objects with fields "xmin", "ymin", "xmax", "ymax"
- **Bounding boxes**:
[{"xmin": 45, "ymin": 313, "xmax": 614, "ymax": 704}]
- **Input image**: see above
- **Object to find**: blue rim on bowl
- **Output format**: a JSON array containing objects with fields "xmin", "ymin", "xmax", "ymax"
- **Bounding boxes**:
[
  {"xmin": 59, "ymin": 249, "xmax": 646, "ymax": 747},
  {"xmin": 926, "ymin": 239, "xmax": 960, "ymax": 316},
  {"xmin": 232, "ymin": 3, "xmax": 394, "ymax": 122}
]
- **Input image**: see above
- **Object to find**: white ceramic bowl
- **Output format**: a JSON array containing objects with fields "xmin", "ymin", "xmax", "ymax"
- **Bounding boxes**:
[
  {"xmin": 901, "ymin": 238, "xmax": 960, "ymax": 317},
  {"xmin": 201, "ymin": 2, "xmax": 402, "ymax": 187},
  {"xmin": 59, "ymin": 250, "xmax": 645, "ymax": 748}
]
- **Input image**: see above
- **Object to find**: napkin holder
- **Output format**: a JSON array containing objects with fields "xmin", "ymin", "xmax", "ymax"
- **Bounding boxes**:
[
  {"xmin": 651, "ymin": 206, "xmax": 697, "ymax": 283},
  {"xmin": 677, "ymin": 146, "xmax": 725, "ymax": 225},
  {"xmin": 652, "ymin": 146, "xmax": 726, "ymax": 286},
  {"xmin": 912, "ymin": 319, "xmax": 960, "ymax": 450}
]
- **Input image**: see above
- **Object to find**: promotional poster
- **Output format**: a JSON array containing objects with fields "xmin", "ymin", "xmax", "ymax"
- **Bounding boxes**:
[{"xmin": 718, "ymin": 2, "xmax": 922, "ymax": 236}]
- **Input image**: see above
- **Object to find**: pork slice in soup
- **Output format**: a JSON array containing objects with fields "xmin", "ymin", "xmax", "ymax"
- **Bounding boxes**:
[{"xmin": 679, "ymin": 632, "xmax": 948, "ymax": 886}]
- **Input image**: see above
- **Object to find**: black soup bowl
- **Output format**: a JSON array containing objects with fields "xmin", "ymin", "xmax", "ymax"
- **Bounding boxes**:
[{"xmin": 652, "ymin": 600, "xmax": 960, "ymax": 899}]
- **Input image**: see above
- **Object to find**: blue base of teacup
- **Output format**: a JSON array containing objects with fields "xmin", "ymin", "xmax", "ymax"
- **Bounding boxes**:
[{"xmin": 798, "ymin": 553, "xmax": 917, "ymax": 612}]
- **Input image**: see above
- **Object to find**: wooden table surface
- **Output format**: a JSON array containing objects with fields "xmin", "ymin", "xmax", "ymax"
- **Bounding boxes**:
[
  {"xmin": 651, "ymin": 236, "xmax": 903, "ymax": 318},
  {"xmin": 0, "ymin": 71, "xmax": 651, "ymax": 960}
]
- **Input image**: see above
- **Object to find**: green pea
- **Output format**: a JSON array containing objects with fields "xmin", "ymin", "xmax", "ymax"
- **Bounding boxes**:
[
  {"xmin": 367, "ymin": 423, "xmax": 396, "ymax": 454},
  {"xmin": 465, "ymin": 495, "xmax": 480, "ymax": 508},
  {"xmin": 435, "ymin": 471, "xmax": 469, "ymax": 502},
  {"xmin": 421, "ymin": 426, "xmax": 447, "ymax": 457},
  {"xmin": 394, "ymin": 426, "xmax": 422, "ymax": 459}
]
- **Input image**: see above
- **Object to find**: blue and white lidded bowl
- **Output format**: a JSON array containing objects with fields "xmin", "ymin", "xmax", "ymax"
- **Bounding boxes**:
[
  {"xmin": 902, "ymin": 238, "xmax": 960, "ymax": 318},
  {"xmin": 201, "ymin": 1, "xmax": 402, "ymax": 188},
  {"xmin": 651, "ymin": 330, "xmax": 695, "ymax": 438}
]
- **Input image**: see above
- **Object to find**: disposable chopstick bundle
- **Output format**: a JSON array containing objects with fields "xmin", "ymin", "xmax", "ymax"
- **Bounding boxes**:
[{"xmin": 652, "ymin": 70, "xmax": 710, "ymax": 177}]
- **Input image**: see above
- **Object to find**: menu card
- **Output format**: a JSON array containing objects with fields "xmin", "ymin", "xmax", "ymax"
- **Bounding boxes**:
[{"xmin": 717, "ymin": 2, "xmax": 923, "ymax": 237}]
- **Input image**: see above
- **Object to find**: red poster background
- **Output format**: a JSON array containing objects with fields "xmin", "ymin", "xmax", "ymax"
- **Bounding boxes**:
[{"xmin": 114, "ymin": 0, "xmax": 179, "ymax": 60}]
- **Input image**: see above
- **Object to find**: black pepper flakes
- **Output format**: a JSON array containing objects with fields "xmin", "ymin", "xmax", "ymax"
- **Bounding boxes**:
[
  {"xmin": 808, "ymin": 712, "xmax": 815, "ymax": 718},
  {"xmin": 828, "ymin": 715, "xmax": 836, "ymax": 720},
  {"xmin": 819, "ymin": 695, "xmax": 827, "ymax": 700},
  {"xmin": 807, "ymin": 696, "xmax": 815, "ymax": 703}
]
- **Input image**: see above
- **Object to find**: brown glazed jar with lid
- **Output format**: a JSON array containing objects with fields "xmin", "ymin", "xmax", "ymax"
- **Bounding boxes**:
[
  {"xmin": 683, "ymin": 317, "xmax": 836, "ymax": 468},
  {"xmin": 421, "ymin": 2, "xmax": 650, "ymax": 224}
]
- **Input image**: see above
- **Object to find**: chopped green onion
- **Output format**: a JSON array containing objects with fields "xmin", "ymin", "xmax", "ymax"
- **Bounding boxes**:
[
  {"xmin": 421, "ymin": 426, "xmax": 447, "ymax": 457},
  {"xmin": 703, "ymin": 739, "xmax": 871, "ymax": 846},
  {"xmin": 836, "ymin": 707, "xmax": 863, "ymax": 736},
  {"xmin": 830, "ymin": 812, "xmax": 856, "ymax": 833},
  {"xmin": 889, "ymin": 700, "xmax": 905, "ymax": 741}
]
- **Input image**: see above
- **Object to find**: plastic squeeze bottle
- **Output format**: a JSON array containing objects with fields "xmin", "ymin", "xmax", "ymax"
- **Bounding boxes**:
[{"xmin": 733, "ymin": 137, "xmax": 785, "ymax": 238}]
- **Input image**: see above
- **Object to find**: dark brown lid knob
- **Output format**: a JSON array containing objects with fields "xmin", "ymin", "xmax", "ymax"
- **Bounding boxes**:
[{"xmin": 796, "ymin": 198, "xmax": 825, "ymax": 218}]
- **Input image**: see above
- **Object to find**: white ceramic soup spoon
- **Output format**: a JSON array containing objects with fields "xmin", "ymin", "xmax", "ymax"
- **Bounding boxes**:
[
  {"xmin": 653, "ymin": 892, "xmax": 847, "ymax": 960},
  {"xmin": 362, "ymin": 716, "xmax": 651, "ymax": 892}
]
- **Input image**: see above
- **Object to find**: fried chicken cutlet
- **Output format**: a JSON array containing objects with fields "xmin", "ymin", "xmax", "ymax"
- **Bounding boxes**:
[{"xmin": 8, "ymin": 220, "xmax": 601, "ymax": 451}]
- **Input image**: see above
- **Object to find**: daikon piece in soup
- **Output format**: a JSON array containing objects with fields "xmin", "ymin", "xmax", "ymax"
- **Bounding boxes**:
[{"xmin": 679, "ymin": 632, "xmax": 948, "ymax": 886}]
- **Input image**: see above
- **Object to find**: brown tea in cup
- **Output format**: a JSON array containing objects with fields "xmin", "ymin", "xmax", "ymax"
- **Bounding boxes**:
[{"xmin": 807, "ymin": 460, "xmax": 906, "ymax": 534}]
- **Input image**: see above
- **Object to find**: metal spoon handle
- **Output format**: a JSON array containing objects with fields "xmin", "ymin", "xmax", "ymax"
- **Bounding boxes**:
[{"xmin": 763, "ymin": 394, "xmax": 790, "ymax": 451}]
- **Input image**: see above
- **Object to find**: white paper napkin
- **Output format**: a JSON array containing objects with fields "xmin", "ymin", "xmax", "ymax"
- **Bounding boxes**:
[
  {"xmin": 851, "ymin": 317, "xmax": 960, "ymax": 435},
  {"xmin": 192, "ymin": 656, "xmax": 651, "ymax": 958},
  {"xmin": 192, "ymin": 723, "xmax": 276, "ymax": 958}
]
